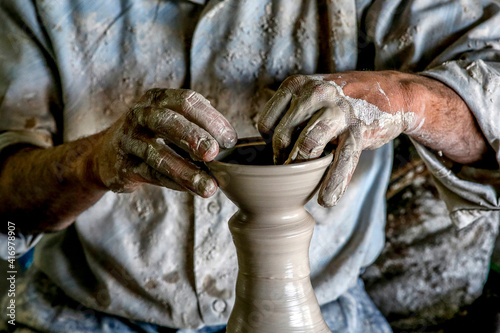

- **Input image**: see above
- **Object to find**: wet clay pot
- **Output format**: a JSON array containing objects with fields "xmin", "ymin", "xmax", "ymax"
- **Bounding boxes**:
[{"xmin": 207, "ymin": 138, "xmax": 333, "ymax": 333}]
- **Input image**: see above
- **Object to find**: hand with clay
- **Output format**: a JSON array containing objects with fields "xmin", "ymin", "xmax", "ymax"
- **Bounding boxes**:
[
  {"xmin": 0, "ymin": 88, "xmax": 236, "ymax": 233},
  {"xmin": 258, "ymin": 71, "xmax": 491, "ymax": 207},
  {"xmin": 93, "ymin": 88, "xmax": 237, "ymax": 196}
]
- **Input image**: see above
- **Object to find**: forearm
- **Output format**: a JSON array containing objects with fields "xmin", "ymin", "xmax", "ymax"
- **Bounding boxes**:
[
  {"xmin": 400, "ymin": 74, "xmax": 491, "ymax": 165},
  {"xmin": 0, "ymin": 133, "xmax": 107, "ymax": 234},
  {"xmin": 324, "ymin": 71, "xmax": 491, "ymax": 165}
]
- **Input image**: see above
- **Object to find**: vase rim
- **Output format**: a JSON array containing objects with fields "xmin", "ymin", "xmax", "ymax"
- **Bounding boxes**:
[{"xmin": 207, "ymin": 137, "xmax": 333, "ymax": 176}]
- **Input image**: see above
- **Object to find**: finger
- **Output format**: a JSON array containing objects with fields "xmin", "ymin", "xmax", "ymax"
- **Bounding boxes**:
[
  {"xmin": 122, "ymin": 137, "xmax": 217, "ymax": 198},
  {"xmin": 272, "ymin": 80, "xmax": 344, "ymax": 164},
  {"xmin": 257, "ymin": 75, "xmax": 307, "ymax": 139},
  {"xmin": 285, "ymin": 99, "xmax": 352, "ymax": 164},
  {"xmin": 131, "ymin": 162, "xmax": 187, "ymax": 192},
  {"xmin": 318, "ymin": 128, "xmax": 363, "ymax": 207},
  {"xmin": 258, "ymin": 89, "xmax": 293, "ymax": 140},
  {"xmin": 284, "ymin": 108, "xmax": 338, "ymax": 164},
  {"xmin": 137, "ymin": 106, "xmax": 219, "ymax": 162},
  {"xmin": 139, "ymin": 89, "xmax": 237, "ymax": 149}
]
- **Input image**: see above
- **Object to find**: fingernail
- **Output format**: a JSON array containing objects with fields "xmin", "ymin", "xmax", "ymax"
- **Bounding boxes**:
[
  {"xmin": 321, "ymin": 181, "xmax": 345, "ymax": 207},
  {"xmin": 199, "ymin": 138, "xmax": 218, "ymax": 160},
  {"xmin": 329, "ymin": 183, "xmax": 347, "ymax": 205},
  {"xmin": 319, "ymin": 193, "xmax": 337, "ymax": 207},
  {"xmin": 273, "ymin": 153, "xmax": 279, "ymax": 165},
  {"xmin": 284, "ymin": 148, "xmax": 299, "ymax": 165},
  {"xmin": 221, "ymin": 128, "xmax": 237, "ymax": 149},
  {"xmin": 330, "ymin": 194, "xmax": 338, "ymax": 206},
  {"xmin": 197, "ymin": 176, "xmax": 217, "ymax": 197},
  {"xmin": 273, "ymin": 150, "xmax": 287, "ymax": 165}
]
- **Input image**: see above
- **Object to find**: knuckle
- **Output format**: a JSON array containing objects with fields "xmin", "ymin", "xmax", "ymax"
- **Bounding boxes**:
[
  {"xmin": 117, "ymin": 135, "xmax": 128, "ymax": 153},
  {"xmin": 258, "ymin": 104, "xmax": 277, "ymax": 134},
  {"xmin": 144, "ymin": 143, "xmax": 160, "ymax": 166},
  {"xmin": 282, "ymin": 74, "xmax": 305, "ymax": 91},
  {"xmin": 336, "ymin": 98, "xmax": 352, "ymax": 114},
  {"xmin": 298, "ymin": 135, "xmax": 320, "ymax": 155},
  {"xmin": 180, "ymin": 89, "xmax": 196, "ymax": 100},
  {"xmin": 309, "ymin": 81, "xmax": 335, "ymax": 97},
  {"xmin": 339, "ymin": 146, "xmax": 356, "ymax": 159},
  {"xmin": 273, "ymin": 132, "xmax": 289, "ymax": 150},
  {"xmin": 310, "ymin": 82, "xmax": 325, "ymax": 94},
  {"xmin": 151, "ymin": 109, "xmax": 172, "ymax": 130},
  {"xmin": 180, "ymin": 89, "xmax": 201, "ymax": 109},
  {"xmin": 143, "ymin": 88, "xmax": 164, "ymax": 104},
  {"xmin": 129, "ymin": 106, "xmax": 152, "ymax": 128},
  {"xmin": 179, "ymin": 98, "xmax": 193, "ymax": 112},
  {"xmin": 127, "ymin": 106, "xmax": 140, "ymax": 122},
  {"xmin": 284, "ymin": 74, "xmax": 304, "ymax": 85},
  {"xmin": 257, "ymin": 117, "xmax": 271, "ymax": 134}
]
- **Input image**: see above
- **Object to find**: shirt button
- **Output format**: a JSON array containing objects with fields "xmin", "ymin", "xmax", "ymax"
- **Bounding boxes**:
[
  {"xmin": 212, "ymin": 299, "xmax": 226, "ymax": 313},
  {"xmin": 207, "ymin": 201, "xmax": 221, "ymax": 214}
]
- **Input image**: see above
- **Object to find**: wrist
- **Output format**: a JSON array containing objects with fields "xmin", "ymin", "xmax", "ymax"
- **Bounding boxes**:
[
  {"xmin": 76, "ymin": 132, "xmax": 108, "ymax": 192},
  {"xmin": 326, "ymin": 70, "xmax": 419, "ymax": 116},
  {"xmin": 396, "ymin": 74, "xmax": 432, "ymax": 135}
]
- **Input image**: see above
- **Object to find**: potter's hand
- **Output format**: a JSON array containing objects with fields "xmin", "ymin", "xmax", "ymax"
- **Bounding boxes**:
[
  {"xmin": 258, "ymin": 72, "xmax": 419, "ymax": 207},
  {"xmin": 259, "ymin": 71, "xmax": 491, "ymax": 207},
  {"xmin": 93, "ymin": 88, "xmax": 237, "ymax": 196}
]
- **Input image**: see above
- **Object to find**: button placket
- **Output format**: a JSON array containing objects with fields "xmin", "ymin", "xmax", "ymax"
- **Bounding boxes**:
[
  {"xmin": 207, "ymin": 200, "xmax": 221, "ymax": 215},
  {"xmin": 193, "ymin": 191, "xmax": 237, "ymax": 324},
  {"xmin": 212, "ymin": 299, "xmax": 227, "ymax": 313}
]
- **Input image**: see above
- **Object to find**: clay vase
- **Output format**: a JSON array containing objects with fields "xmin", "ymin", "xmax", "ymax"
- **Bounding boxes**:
[{"xmin": 207, "ymin": 138, "xmax": 333, "ymax": 333}]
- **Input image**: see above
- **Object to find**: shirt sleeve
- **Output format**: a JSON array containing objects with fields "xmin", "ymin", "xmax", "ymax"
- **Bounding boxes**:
[
  {"xmin": 366, "ymin": 0, "xmax": 500, "ymax": 228},
  {"xmin": 0, "ymin": 1, "xmax": 61, "ymax": 254},
  {"xmin": 0, "ymin": 230, "xmax": 43, "ymax": 260},
  {"xmin": 0, "ymin": 0, "xmax": 59, "ymax": 152}
]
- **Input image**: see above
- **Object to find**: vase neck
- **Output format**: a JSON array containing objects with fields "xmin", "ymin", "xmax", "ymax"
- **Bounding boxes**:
[
  {"xmin": 229, "ymin": 210, "xmax": 314, "ymax": 279},
  {"xmin": 236, "ymin": 206, "xmax": 307, "ymax": 225}
]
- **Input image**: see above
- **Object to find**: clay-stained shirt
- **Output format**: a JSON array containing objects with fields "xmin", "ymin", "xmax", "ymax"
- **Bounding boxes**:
[{"xmin": 0, "ymin": 0, "xmax": 499, "ymax": 329}]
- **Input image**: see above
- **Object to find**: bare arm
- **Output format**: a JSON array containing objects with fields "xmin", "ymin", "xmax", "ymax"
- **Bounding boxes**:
[
  {"xmin": 259, "ymin": 71, "xmax": 494, "ymax": 207},
  {"xmin": 0, "ymin": 135, "xmax": 107, "ymax": 233},
  {"xmin": 0, "ymin": 88, "xmax": 237, "ymax": 234},
  {"xmin": 329, "ymin": 71, "xmax": 491, "ymax": 164}
]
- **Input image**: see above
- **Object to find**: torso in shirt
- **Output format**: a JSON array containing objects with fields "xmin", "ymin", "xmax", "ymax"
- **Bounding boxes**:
[{"xmin": 32, "ymin": 0, "xmax": 390, "ymax": 328}]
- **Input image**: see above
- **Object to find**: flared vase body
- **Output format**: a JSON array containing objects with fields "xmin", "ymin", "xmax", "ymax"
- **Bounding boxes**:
[{"xmin": 207, "ymin": 140, "xmax": 333, "ymax": 333}]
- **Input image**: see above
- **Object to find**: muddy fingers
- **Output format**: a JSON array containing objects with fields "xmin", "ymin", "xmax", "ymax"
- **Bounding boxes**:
[
  {"xmin": 259, "ymin": 73, "xmax": 418, "ymax": 206},
  {"xmin": 319, "ymin": 128, "xmax": 363, "ymax": 207},
  {"xmin": 136, "ymin": 106, "xmax": 219, "ymax": 161},
  {"xmin": 93, "ymin": 88, "xmax": 234, "ymax": 195},
  {"xmin": 123, "ymin": 137, "xmax": 216, "ymax": 197}
]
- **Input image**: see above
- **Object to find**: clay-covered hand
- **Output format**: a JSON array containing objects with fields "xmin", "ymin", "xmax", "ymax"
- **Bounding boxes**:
[
  {"xmin": 92, "ymin": 88, "xmax": 237, "ymax": 196},
  {"xmin": 258, "ymin": 72, "xmax": 417, "ymax": 207}
]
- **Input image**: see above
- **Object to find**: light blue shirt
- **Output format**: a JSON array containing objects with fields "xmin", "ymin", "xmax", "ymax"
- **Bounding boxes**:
[{"xmin": 0, "ymin": 0, "xmax": 499, "ymax": 329}]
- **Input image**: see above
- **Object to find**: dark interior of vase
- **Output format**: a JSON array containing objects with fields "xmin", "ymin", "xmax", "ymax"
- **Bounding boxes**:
[{"xmin": 219, "ymin": 142, "xmax": 274, "ymax": 166}]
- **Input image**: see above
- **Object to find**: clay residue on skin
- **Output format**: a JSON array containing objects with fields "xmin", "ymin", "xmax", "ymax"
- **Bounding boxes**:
[
  {"xmin": 326, "ymin": 80, "xmax": 417, "ymax": 149},
  {"xmin": 191, "ymin": 173, "xmax": 216, "ymax": 195},
  {"xmin": 24, "ymin": 117, "xmax": 37, "ymax": 129},
  {"xmin": 272, "ymin": 77, "xmax": 418, "ymax": 207},
  {"xmin": 283, "ymin": 78, "xmax": 417, "ymax": 165},
  {"xmin": 377, "ymin": 81, "xmax": 392, "ymax": 112}
]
